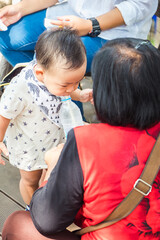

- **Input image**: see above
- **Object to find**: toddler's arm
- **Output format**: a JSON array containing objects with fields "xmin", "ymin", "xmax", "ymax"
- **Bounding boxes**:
[
  {"xmin": 70, "ymin": 88, "xmax": 93, "ymax": 104},
  {"xmin": 0, "ymin": 115, "xmax": 10, "ymax": 165}
]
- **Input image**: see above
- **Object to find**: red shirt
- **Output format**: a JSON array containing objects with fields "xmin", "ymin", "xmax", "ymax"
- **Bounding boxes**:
[
  {"xmin": 30, "ymin": 123, "xmax": 160, "ymax": 240},
  {"xmin": 74, "ymin": 123, "xmax": 160, "ymax": 239}
]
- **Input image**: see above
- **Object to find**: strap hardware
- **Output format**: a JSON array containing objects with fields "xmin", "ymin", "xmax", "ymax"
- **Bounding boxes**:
[
  {"xmin": 134, "ymin": 178, "xmax": 152, "ymax": 196},
  {"xmin": 76, "ymin": 135, "xmax": 160, "ymax": 236}
]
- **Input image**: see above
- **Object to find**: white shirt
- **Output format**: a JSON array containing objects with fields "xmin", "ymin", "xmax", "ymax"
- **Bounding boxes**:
[
  {"xmin": 0, "ymin": 66, "xmax": 65, "ymax": 171},
  {"xmin": 47, "ymin": 0, "xmax": 158, "ymax": 39}
]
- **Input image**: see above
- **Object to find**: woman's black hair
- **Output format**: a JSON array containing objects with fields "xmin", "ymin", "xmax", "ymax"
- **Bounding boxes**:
[
  {"xmin": 92, "ymin": 38, "xmax": 160, "ymax": 130},
  {"xmin": 35, "ymin": 28, "xmax": 86, "ymax": 70}
]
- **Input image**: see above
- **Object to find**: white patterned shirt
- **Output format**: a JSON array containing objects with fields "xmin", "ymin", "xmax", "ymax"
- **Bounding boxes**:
[{"xmin": 0, "ymin": 65, "xmax": 65, "ymax": 171}]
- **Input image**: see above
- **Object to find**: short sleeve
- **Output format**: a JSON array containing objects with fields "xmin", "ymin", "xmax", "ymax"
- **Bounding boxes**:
[
  {"xmin": 115, "ymin": 0, "xmax": 158, "ymax": 26},
  {"xmin": 0, "ymin": 76, "xmax": 27, "ymax": 119}
]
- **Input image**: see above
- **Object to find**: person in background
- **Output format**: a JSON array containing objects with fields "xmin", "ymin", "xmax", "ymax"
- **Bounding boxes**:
[
  {"xmin": 0, "ymin": 0, "xmax": 158, "ymax": 73},
  {"xmin": 0, "ymin": 28, "xmax": 92, "ymax": 206},
  {"xmin": 2, "ymin": 37, "xmax": 160, "ymax": 240}
]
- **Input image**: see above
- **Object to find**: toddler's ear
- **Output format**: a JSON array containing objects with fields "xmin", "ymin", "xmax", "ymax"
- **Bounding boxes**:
[{"xmin": 34, "ymin": 64, "xmax": 44, "ymax": 82}]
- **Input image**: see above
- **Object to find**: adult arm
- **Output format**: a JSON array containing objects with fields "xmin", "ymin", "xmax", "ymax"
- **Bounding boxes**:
[
  {"xmin": 0, "ymin": 0, "xmax": 58, "ymax": 27},
  {"xmin": 97, "ymin": 0, "xmax": 158, "ymax": 31},
  {"xmin": 16, "ymin": 0, "xmax": 58, "ymax": 17},
  {"xmin": 30, "ymin": 129, "xmax": 84, "ymax": 237},
  {"xmin": 50, "ymin": 0, "xmax": 158, "ymax": 36},
  {"xmin": 49, "ymin": 7, "xmax": 124, "ymax": 36}
]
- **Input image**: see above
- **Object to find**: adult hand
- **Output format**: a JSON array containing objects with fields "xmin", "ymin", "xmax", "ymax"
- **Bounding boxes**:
[
  {"xmin": 44, "ymin": 143, "xmax": 64, "ymax": 181},
  {"xmin": 49, "ymin": 15, "xmax": 92, "ymax": 36},
  {"xmin": 0, "ymin": 141, "xmax": 9, "ymax": 165},
  {"xmin": 0, "ymin": 4, "xmax": 22, "ymax": 29}
]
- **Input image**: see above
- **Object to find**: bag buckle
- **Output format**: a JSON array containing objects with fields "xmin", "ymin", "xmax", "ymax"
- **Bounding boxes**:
[{"xmin": 134, "ymin": 179, "xmax": 152, "ymax": 196}]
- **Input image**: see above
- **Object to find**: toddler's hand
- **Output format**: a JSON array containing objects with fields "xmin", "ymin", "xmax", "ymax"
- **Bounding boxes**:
[
  {"xmin": 79, "ymin": 89, "xmax": 93, "ymax": 104},
  {"xmin": 0, "ymin": 141, "xmax": 9, "ymax": 165}
]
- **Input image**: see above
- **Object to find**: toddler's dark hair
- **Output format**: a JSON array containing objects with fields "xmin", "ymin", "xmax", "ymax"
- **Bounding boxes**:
[{"xmin": 35, "ymin": 28, "xmax": 86, "ymax": 70}]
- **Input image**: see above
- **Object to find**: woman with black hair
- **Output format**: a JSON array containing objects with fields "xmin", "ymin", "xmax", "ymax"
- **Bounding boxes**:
[{"xmin": 2, "ymin": 38, "xmax": 160, "ymax": 239}]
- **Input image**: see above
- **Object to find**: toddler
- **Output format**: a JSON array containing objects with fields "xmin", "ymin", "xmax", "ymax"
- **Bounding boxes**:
[{"xmin": 0, "ymin": 28, "xmax": 92, "ymax": 205}]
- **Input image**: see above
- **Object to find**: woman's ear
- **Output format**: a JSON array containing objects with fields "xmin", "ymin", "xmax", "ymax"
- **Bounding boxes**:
[{"xmin": 34, "ymin": 64, "xmax": 44, "ymax": 82}]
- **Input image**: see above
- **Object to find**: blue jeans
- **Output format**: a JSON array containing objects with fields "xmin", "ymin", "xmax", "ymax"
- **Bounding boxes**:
[
  {"xmin": 0, "ymin": 9, "xmax": 107, "ymax": 72},
  {"xmin": 0, "ymin": 10, "xmax": 46, "ymax": 66}
]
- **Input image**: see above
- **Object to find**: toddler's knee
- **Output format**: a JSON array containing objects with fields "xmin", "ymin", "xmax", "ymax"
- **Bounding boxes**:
[{"xmin": 20, "ymin": 178, "xmax": 37, "ymax": 189}]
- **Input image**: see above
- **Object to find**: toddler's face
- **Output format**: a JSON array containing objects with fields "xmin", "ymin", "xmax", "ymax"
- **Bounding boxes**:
[{"xmin": 42, "ymin": 61, "xmax": 86, "ymax": 96}]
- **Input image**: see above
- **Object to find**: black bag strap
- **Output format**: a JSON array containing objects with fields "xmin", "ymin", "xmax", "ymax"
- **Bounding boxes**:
[{"xmin": 76, "ymin": 135, "xmax": 160, "ymax": 236}]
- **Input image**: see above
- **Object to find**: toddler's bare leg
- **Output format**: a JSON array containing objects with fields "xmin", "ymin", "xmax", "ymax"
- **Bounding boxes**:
[
  {"xmin": 39, "ymin": 169, "xmax": 47, "ymax": 186},
  {"xmin": 19, "ymin": 169, "xmax": 43, "ymax": 205}
]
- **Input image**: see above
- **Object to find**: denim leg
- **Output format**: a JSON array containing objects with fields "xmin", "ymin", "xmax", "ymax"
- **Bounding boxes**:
[
  {"xmin": 80, "ymin": 36, "xmax": 107, "ymax": 74},
  {"xmin": 77, "ymin": 36, "xmax": 107, "ymax": 120},
  {"xmin": 0, "ymin": 9, "xmax": 46, "ymax": 66}
]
